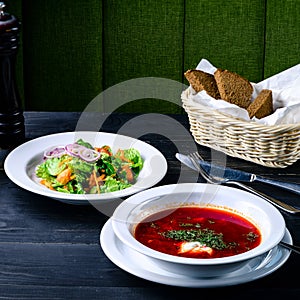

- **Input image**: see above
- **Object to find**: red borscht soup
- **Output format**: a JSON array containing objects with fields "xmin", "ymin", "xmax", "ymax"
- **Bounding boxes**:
[{"xmin": 134, "ymin": 206, "xmax": 261, "ymax": 259}]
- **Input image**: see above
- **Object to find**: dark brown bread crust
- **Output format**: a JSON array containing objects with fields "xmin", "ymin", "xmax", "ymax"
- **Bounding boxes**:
[
  {"xmin": 184, "ymin": 69, "xmax": 221, "ymax": 99},
  {"xmin": 247, "ymin": 89, "xmax": 273, "ymax": 119},
  {"xmin": 214, "ymin": 68, "xmax": 253, "ymax": 109}
]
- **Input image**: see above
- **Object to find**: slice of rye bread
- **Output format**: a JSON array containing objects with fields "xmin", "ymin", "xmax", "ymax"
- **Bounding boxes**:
[
  {"xmin": 214, "ymin": 68, "xmax": 253, "ymax": 108},
  {"xmin": 184, "ymin": 69, "xmax": 221, "ymax": 99},
  {"xmin": 247, "ymin": 89, "xmax": 273, "ymax": 119}
]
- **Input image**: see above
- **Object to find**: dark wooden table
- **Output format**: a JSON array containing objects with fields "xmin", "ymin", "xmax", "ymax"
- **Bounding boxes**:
[{"xmin": 1, "ymin": 111, "xmax": 300, "ymax": 299}]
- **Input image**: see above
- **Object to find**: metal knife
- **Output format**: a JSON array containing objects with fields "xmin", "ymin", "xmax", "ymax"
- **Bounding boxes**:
[{"xmin": 176, "ymin": 153, "xmax": 300, "ymax": 196}]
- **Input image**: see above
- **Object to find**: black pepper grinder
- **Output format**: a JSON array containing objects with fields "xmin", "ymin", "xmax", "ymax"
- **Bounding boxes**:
[{"xmin": 0, "ymin": 1, "xmax": 24, "ymax": 150}]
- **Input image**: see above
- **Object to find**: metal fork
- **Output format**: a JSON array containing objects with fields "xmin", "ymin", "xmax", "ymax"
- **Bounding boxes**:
[
  {"xmin": 188, "ymin": 152, "xmax": 300, "ymax": 254},
  {"xmin": 188, "ymin": 152, "xmax": 300, "ymax": 215}
]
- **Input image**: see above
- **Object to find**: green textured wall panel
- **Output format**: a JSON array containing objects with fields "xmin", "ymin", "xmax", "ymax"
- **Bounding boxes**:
[
  {"xmin": 103, "ymin": 0, "xmax": 184, "ymax": 113},
  {"xmin": 9, "ymin": 0, "xmax": 299, "ymax": 113},
  {"xmin": 184, "ymin": 0, "xmax": 265, "ymax": 83},
  {"xmin": 264, "ymin": 0, "xmax": 300, "ymax": 78},
  {"xmin": 4, "ymin": 0, "xmax": 24, "ymax": 105},
  {"xmin": 22, "ymin": 0, "xmax": 102, "ymax": 111}
]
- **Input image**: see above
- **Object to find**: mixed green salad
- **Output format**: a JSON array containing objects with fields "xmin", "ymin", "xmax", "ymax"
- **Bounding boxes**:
[{"xmin": 35, "ymin": 139, "xmax": 144, "ymax": 194}]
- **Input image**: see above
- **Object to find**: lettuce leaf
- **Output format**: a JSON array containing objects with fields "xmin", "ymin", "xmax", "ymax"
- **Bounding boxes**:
[
  {"xmin": 76, "ymin": 139, "xmax": 93, "ymax": 149},
  {"xmin": 36, "ymin": 156, "xmax": 67, "ymax": 177},
  {"xmin": 122, "ymin": 148, "xmax": 143, "ymax": 174},
  {"xmin": 100, "ymin": 176, "xmax": 131, "ymax": 193}
]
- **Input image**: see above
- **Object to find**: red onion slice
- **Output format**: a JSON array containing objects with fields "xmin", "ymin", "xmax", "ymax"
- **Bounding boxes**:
[
  {"xmin": 44, "ymin": 143, "xmax": 101, "ymax": 163},
  {"xmin": 65, "ymin": 143, "xmax": 83, "ymax": 157},
  {"xmin": 44, "ymin": 146, "xmax": 66, "ymax": 158},
  {"xmin": 79, "ymin": 148, "xmax": 101, "ymax": 162}
]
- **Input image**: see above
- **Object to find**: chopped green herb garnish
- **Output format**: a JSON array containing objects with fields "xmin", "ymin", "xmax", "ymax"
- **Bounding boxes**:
[
  {"xmin": 179, "ymin": 223, "xmax": 201, "ymax": 228},
  {"xmin": 161, "ymin": 228, "xmax": 228, "ymax": 250},
  {"xmin": 246, "ymin": 232, "xmax": 259, "ymax": 242},
  {"xmin": 150, "ymin": 222, "xmax": 159, "ymax": 229}
]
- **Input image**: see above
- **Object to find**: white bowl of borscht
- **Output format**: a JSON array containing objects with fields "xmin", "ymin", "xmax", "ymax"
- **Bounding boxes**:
[{"xmin": 111, "ymin": 183, "xmax": 286, "ymax": 277}]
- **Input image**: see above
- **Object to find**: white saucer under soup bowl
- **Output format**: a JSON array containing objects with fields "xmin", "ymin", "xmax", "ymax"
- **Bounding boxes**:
[{"xmin": 111, "ymin": 183, "xmax": 286, "ymax": 277}]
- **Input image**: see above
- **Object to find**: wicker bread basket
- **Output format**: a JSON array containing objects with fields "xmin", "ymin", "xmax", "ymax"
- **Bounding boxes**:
[{"xmin": 182, "ymin": 88, "xmax": 300, "ymax": 168}]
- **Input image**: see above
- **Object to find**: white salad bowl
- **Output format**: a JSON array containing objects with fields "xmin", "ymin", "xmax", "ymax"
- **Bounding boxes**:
[
  {"xmin": 111, "ymin": 183, "xmax": 286, "ymax": 277},
  {"xmin": 4, "ymin": 131, "xmax": 167, "ymax": 205}
]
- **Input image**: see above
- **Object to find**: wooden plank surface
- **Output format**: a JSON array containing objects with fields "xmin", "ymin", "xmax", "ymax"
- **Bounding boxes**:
[{"xmin": 1, "ymin": 112, "xmax": 300, "ymax": 299}]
